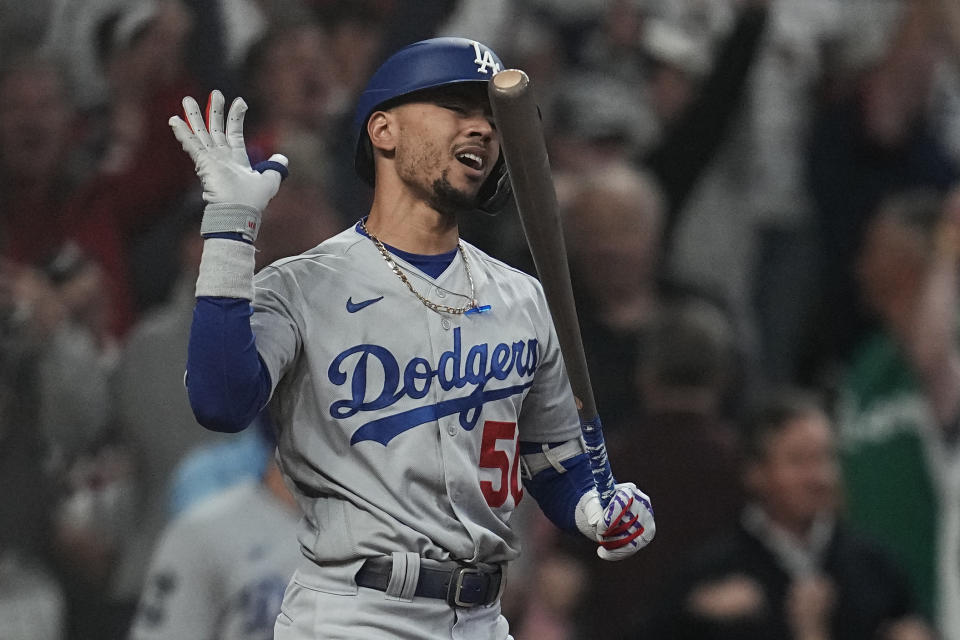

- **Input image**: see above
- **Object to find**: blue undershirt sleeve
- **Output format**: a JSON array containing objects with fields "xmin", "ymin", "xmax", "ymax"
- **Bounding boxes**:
[
  {"xmin": 519, "ymin": 441, "xmax": 596, "ymax": 533},
  {"xmin": 187, "ymin": 296, "xmax": 271, "ymax": 432}
]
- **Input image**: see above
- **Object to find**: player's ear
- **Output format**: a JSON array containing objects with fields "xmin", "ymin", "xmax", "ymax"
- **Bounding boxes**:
[{"xmin": 367, "ymin": 111, "xmax": 397, "ymax": 154}]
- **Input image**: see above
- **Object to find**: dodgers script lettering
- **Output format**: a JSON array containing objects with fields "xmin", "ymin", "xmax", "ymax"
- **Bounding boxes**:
[{"xmin": 328, "ymin": 328, "xmax": 538, "ymax": 445}]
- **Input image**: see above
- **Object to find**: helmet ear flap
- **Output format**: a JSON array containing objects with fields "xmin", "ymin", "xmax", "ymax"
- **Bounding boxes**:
[
  {"xmin": 477, "ymin": 154, "xmax": 512, "ymax": 215},
  {"xmin": 476, "ymin": 103, "xmax": 542, "ymax": 215}
]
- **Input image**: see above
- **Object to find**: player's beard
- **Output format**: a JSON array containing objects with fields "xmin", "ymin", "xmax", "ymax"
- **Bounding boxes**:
[
  {"xmin": 395, "ymin": 132, "xmax": 480, "ymax": 216},
  {"xmin": 428, "ymin": 168, "xmax": 479, "ymax": 217}
]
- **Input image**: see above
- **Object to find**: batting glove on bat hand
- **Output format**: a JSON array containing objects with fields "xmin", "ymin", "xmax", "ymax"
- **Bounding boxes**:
[
  {"xmin": 169, "ymin": 89, "xmax": 288, "ymax": 243},
  {"xmin": 575, "ymin": 482, "xmax": 655, "ymax": 561}
]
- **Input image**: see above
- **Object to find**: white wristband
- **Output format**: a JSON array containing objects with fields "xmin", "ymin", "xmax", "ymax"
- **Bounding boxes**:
[
  {"xmin": 195, "ymin": 238, "xmax": 256, "ymax": 300},
  {"xmin": 200, "ymin": 203, "xmax": 262, "ymax": 242}
]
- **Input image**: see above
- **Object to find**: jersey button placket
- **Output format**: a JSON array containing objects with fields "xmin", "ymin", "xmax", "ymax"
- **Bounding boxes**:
[{"xmin": 440, "ymin": 318, "xmax": 451, "ymax": 330}]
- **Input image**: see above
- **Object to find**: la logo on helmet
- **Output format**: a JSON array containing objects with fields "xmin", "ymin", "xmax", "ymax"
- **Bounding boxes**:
[{"xmin": 471, "ymin": 41, "xmax": 501, "ymax": 74}]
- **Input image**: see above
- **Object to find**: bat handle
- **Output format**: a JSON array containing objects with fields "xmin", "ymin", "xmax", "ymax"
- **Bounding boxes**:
[{"xmin": 581, "ymin": 414, "xmax": 616, "ymax": 508}]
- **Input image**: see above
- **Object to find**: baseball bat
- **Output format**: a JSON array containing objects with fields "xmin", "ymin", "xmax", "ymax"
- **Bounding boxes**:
[{"xmin": 488, "ymin": 69, "xmax": 616, "ymax": 507}]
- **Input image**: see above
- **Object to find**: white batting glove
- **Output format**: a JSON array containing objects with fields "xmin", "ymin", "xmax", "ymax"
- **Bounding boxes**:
[
  {"xmin": 169, "ymin": 90, "xmax": 288, "ymax": 242},
  {"xmin": 575, "ymin": 482, "xmax": 655, "ymax": 561}
]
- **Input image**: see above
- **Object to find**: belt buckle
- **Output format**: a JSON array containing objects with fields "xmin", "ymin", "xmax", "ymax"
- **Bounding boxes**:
[{"xmin": 447, "ymin": 567, "xmax": 485, "ymax": 608}]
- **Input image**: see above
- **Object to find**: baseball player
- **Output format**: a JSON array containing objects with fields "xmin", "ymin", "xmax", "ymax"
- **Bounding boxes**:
[
  {"xmin": 169, "ymin": 37, "xmax": 656, "ymax": 640},
  {"xmin": 127, "ymin": 458, "xmax": 301, "ymax": 640}
]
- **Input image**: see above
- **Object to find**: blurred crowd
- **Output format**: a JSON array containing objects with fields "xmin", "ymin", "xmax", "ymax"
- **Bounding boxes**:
[{"xmin": 1, "ymin": 0, "xmax": 960, "ymax": 638}]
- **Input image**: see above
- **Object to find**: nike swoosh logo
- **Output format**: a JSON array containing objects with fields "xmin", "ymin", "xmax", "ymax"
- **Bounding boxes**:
[{"xmin": 346, "ymin": 296, "xmax": 384, "ymax": 313}]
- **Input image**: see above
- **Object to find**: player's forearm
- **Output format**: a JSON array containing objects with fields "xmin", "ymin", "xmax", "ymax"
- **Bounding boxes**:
[
  {"xmin": 520, "ymin": 441, "xmax": 595, "ymax": 532},
  {"xmin": 185, "ymin": 230, "xmax": 272, "ymax": 431},
  {"xmin": 187, "ymin": 295, "xmax": 271, "ymax": 432}
]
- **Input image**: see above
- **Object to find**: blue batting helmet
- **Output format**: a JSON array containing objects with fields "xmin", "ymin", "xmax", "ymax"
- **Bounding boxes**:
[{"xmin": 352, "ymin": 37, "xmax": 512, "ymax": 214}]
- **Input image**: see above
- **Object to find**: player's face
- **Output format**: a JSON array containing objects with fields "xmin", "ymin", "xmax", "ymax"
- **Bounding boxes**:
[{"xmin": 391, "ymin": 85, "xmax": 500, "ymax": 215}]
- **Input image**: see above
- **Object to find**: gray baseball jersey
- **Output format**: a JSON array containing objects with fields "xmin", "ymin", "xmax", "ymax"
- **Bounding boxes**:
[
  {"xmin": 251, "ymin": 223, "xmax": 581, "ymax": 572},
  {"xmin": 128, "ymin": 481, "xmax": 301, "ymax": 640}
]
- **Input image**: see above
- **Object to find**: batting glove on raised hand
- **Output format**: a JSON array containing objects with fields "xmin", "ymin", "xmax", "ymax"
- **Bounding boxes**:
[
  {"xmin": 576, "ymin": 482, "xmax": 655, "ymax": 561},
  {"xmin": 169, "ymin": 90, "xmax": 288, "ymax": 242}
]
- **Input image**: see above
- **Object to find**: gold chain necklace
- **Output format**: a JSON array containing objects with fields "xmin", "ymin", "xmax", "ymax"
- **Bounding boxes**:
[{"xmin": 359, "ymin": 219, "xmax": 479, "ymax": 315}]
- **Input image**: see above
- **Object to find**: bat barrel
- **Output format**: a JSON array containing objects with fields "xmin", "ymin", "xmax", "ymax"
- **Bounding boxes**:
[
  {"xmin": 488, "ymin": 69, "xmax": 597, "ymax": 420},
  {"xmin": 489, "ymin": 69, "xmax": 617, "ymax": 506}
]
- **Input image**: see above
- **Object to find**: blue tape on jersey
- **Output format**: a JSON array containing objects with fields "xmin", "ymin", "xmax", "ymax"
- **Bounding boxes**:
[
  {"xmin": 187, "ymin": 297, "xmax": 271, "ymax": 432},
  {"xmin": 520, "ymin": 442, "xmax": 594, "ymax": 533},
  {"xmin": 465, "ymin": 304, "xmax": 492, "ymax": 315}
]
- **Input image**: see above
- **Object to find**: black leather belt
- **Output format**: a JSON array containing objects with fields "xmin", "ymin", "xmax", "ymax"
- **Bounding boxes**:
[{"xmin": 355, "ymin": 558, "xmax": 502, "ymax": 608}]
